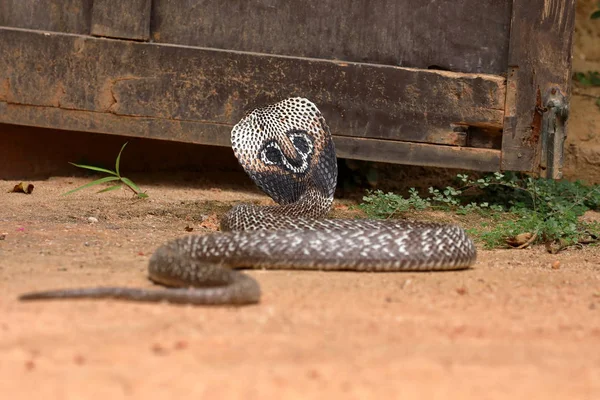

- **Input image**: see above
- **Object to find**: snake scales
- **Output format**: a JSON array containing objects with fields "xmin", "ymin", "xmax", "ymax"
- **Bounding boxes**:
[{"xmin": 20, "ymin": 98, "xmax": 477, "ymax": 305}]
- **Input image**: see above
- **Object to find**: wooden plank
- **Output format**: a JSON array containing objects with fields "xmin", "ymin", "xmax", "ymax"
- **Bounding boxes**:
[
  {"xmin": 501, "ymin": 0, "xmax": 576, "ymax": 177},
  {"xmin": 91, "ymin": 0, "xmax": 152, "ymax": 41},
  {"xmin": 0, "ymin": 0, "xmax": 93, "ymax": 34},
  {"xmin": 151, "ymin": 0, "xmax": 512, "ymax": 75},
  {"xmin": 0, "ymin": 101, "xmax": 232, "ymax": 147},
  {"xmin": 0, "ymin": 101, "xmax": 501, "ymax": 172},
  {"xmin": 0, "ymin": 27, "xmax": 505, "ymax": 148},
  {"xmin": 334, "ymin": 137, "xmax": 501, "ymax": 172}
]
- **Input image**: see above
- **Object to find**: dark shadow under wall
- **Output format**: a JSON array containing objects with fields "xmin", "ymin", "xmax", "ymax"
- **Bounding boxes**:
[
  {"xmin": 0, "ymin": 123, "xmax": 241, "ymax": 180},
  {"xmin": 0, "ymin": 123, "xmax": 467, "ymax": 198}
]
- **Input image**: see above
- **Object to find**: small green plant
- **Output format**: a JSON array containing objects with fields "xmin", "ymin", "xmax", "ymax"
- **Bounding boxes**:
[
  {"xmin": 573, "ymin": 71, "xmax": 600, "ymax": 109},
  {"xmin": 63, "ymin": 142, "xmax": 148, "ymax": 198},
  {"xmin": 360, "ymin": 188, "xmax": 430, "ymax": 218},
  {"xmin": 573, "ymin": 71, "xmax": 600, "ymax": 87},
  {"xmin": 359, "ymin": 172, "xmax": 600, "ymax": 250},
  {"xmin": 592, "ymin": 1, "xmax": 600, "ymax": 19}
]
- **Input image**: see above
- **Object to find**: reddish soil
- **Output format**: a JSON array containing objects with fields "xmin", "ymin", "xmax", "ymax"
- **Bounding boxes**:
[
  {"xmin": 2, "ymin": 2, "xmax": 600, "ymax": 398},
  {"xmin": 1, "ymin": 177, "xmax": 599, "ymax": 399}
]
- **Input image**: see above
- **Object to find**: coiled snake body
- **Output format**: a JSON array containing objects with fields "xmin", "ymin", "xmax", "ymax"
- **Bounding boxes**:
[{"xmin": 20, "ymin": 98, "xmax": 476, "ymax": 305}]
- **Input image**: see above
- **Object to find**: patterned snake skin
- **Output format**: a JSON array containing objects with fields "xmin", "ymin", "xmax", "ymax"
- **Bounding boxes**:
[{"xmin": 20, "ymin": 98, "xmax": 477, "ymax": 305}]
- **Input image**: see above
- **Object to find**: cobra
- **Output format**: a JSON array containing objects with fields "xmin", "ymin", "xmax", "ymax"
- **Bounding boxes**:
[{"xmin": 20, "ymin": 98, "xmax": 477, "ymax": 305}]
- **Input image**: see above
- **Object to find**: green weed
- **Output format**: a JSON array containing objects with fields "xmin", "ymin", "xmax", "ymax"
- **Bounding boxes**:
[
  {"xmin": 63, "ymin": 142, "xmax": 148, "ymax": 198},
  {"xmin": 592, "ymin": 1, "xmax": 600, "ymax": 19},
  {"xmin": 573, "ymin": 70, "xmax": 600, "ymax": 109},
  {"xmin": 574, "ymin": 71, "xmax": 600, "ymax": 87},
  {"xmin": 359, "ymin": 172, "xmax": 600, "ymax": 250}
]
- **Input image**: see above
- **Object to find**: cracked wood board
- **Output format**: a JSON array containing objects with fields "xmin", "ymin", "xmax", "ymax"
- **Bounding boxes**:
[
  {"xmin": 0, "ymin": 27, "xmax": 505, "ymax": 150},
  {"xmin": 151, "ymin": 0, "xmax": 512, "ymax": 75},
  {"xmin": 91, "ymin": 0, "xmax": 152, "ymax": 41},
  {"xmin": 0, "ymin": 101, "xmax": 501, "ymax": 172},
  {"xmin": 0, "ymin": 0, "xmax": 93, "ymax": 34},
  {"xmin": 501, "ymin": 0, "xmax": 576, "ymax": 175}
]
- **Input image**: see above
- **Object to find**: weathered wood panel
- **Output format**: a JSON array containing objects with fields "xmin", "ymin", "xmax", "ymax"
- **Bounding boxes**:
[
  {"xmin": 0, "ymin": 102, "xmax": 232, "ymax": 146},
  {"xmin": 0, "ymin": 0, "xmax": 93, "ymax": 34},
  {"xmin": 502, "ymin": 0, "xmax": 576, "ymax": 177},
  {"xmin": 0, "ymin": 102, "xmax": 502, "ymax": 172},
  {"xmin": 0, "ymin": 27, "xmax": 506, "ymax": 146},
  {"xmin": 151, "ymin": 0, "xmax": 512, "ymax": 75},
  {"xmin": 334, "ymin": 136, "xmax": 501, "ymax": 172},
  {"xmin": 91, "ymin": 0, "xmax": 152, "ymax": 41}
]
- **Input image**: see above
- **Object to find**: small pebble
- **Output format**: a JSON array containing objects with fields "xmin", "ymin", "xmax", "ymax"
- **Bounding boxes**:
[
  {"xmin": 551, "ymin": 261, "xmax": 561, "ymax": 270},
  {"xmin": 307, "ymin": 369, "xmax": 321, "ymax": 379},
  {"xmin": 151, "ymin": 343, "xmax": 168, "ymax": 355},
  {"xmin": 174, "ymin": 340, "xmax": 189, "ymax": 350},
  {"xmin": 0, "ymin": 233, "xmax": 6, "ymax": 240},
  {"xmin": 87, "ymin": 217, "xmax": 98, "ymax": 224}
]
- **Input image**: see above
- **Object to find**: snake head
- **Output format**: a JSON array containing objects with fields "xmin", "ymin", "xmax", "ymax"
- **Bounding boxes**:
[{"xmin": 231, "ymin": 97, "xmax": 338, "ymax": 205}]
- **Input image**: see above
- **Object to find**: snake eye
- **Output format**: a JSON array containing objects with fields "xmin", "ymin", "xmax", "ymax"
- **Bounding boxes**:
[
  {"xmin": 292, "ymin": 135, "xmax": 309, "ymax": 155},
  {"xmin": 288, "ymin": 131, "xmax": 313, "ymax": 157},
  {"xmin": 260, "ymin": 142, "xmax": 283, "ymax": 165}
]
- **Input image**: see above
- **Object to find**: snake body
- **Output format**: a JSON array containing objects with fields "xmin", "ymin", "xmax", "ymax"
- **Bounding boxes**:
[{"xmin": 20, "ymin": 98, "xmax": 476, "ymax": 305}]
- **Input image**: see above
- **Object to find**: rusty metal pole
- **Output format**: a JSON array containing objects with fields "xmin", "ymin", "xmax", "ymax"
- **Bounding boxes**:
[{"xmin": 540, "ymin": 87, "xmax": 569, "ymax": 179}]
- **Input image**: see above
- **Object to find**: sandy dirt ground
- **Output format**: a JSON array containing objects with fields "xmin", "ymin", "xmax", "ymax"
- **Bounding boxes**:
[
  {"xmin": 1, "ymin": 176, "xmax": 599, "ymax": 400},
  {"xmin": 2, "ymin": 1, "xmax": 600, "ymax": 399}
]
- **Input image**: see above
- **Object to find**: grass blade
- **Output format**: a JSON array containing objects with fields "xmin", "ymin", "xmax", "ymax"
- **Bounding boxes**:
[
  {"xmin": 62, "ymin": 176, "xmax": 121, "ymax": 196},
  {"xmin": 120, "ymin": 177, "xmax": 143, "ymax": 193},
  {"xmin": 69, "ymin": 162, "xmax": 118, "ymax": 176},
  {"xmin": 115, "ymin": 142, "xmax": 128, "ymax": 176},
  {"xmin": 136, "ymin": 192, "xmax": 149, "ymax": 199},
  {"xmin": 97, "ymin": 184, "xmax": 123, "ymax": 193}
]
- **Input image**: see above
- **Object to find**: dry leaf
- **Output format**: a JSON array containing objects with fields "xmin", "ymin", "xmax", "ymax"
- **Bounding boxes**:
[
  {"xmin": 506, "ymin": 232, "xmax": 536, "ymax": 248},
  {"xmin": 9, "ymin": 182, "xmax": 34, "ymax": 194},
  {"xmin": 545, "ymin": 239, "xmax": 568, "ymax": 254}
]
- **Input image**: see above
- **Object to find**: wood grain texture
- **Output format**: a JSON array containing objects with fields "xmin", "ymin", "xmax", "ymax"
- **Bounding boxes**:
[
  {"xmin": 0, "ymin": 101, "xmax": 501, "ymax": 171},
  {"xmin": 91, "ymin": 0, "xmax": 152, "ymax": 40},
  {"xmin": 501, "ymin": 0, "xmax": 576, "ymax": 176},
  {"xmin": 334, "ymin": 136, "xmax": 501, "ymax": 171},
  {"xmin": 0, "ymin": 0, "xmax": 93, "ymax": 34},
  {"xmin": 0, "ymin": 27, "xmax": 506, "ymax": 147},
  {"xmin": 151, "ymin": 0, "xmax": 511, "ymax": 74},
  {"xmin": 0, "ymin": 101, "xmax": 232, "ymax": 147}
]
